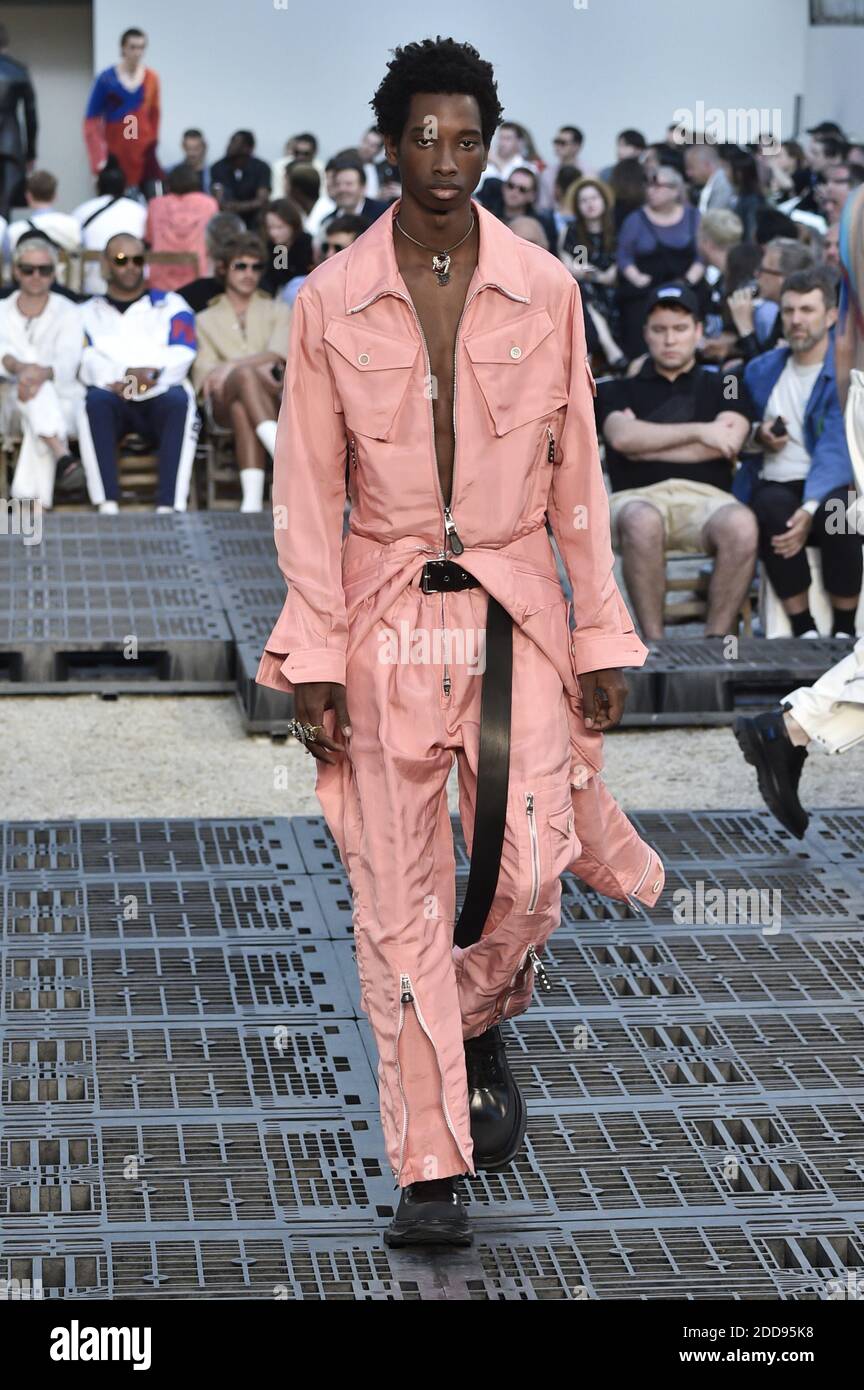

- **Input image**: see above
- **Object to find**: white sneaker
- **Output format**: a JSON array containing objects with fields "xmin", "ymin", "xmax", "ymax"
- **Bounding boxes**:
[
  {"xmin": 155, "ymin": 506, "xmax": 174, "ymax": 514},
  {"xmin": 98, "ymin": 500, "xmax": 119, "ymax": 515},
  {"xmin": 800, "ymin": 628, "xmax": 820, "ymax": 639}
]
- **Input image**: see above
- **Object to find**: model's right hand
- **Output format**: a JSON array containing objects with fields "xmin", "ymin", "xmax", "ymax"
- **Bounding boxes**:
[{"xmin": 293, "ymin": 682, "xmax": 352, "ymax": 764}]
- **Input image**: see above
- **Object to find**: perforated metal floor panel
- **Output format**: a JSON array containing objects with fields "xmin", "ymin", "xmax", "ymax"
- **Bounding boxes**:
[{"xmin": 2, "ymin": 809, "xmax": 863, "ymax": 1299}]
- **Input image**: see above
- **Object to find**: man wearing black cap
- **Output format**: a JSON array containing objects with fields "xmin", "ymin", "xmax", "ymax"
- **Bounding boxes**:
[{"xmin": 596, "ymin": 282, "xmax": 757, "ymax": 639}]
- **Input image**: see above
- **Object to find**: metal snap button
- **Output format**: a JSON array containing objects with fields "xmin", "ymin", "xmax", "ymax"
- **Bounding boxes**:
[
  {"xmin": 509, "ymin": 346, "xmax": 522, "ymax": 359},
  {"xmin": 358, "ymin": 352, "xmax": 370, "ymax": 365}
]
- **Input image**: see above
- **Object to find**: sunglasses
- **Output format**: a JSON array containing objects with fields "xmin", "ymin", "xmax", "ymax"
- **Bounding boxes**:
[
  {"xmin": 17, "ymin": 263, "xmax": 54, "ymax": 277},
  {"xmin": 232, "ymin": 260, "xmax": 264, "ymax": 272},
  {"xmin": 111, "ymin": 253, "xmax": 145, "ymax": 266},
  {"xmin": 507, "ymin": 182, "xmax": 533, "ymax": 193},
  {"xmin": 649, "ymin": 175, "xmax": 676, "ymax": 187}
]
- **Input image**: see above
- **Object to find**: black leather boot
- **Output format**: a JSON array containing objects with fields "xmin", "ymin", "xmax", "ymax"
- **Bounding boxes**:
[
  {"xmin": 383, "ymin": 1176, "xmax": 472, "ymax": 1247},
  {"xmin": 464, "ymin": 1024, "xmax": 526, "ymax": 1169}
]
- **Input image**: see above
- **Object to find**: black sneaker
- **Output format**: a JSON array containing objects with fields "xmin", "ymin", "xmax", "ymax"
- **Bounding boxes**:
[
  {"xmin": 383, "ymin": 1177, "xmax": 472, "ymax": 1248},
  {"xmin": 464, "ymin": 1024, "xmax": 527, "ymax": 1170},
  {"xmin": 734, "ymin": 709, "xmax": 809, "ymax": 838},
  {"xmin": 53, "ymin": 454, "xmax": 85, "ymax": 497}
]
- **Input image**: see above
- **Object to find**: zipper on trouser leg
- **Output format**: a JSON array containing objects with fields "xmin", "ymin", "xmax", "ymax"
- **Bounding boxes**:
[
  {"xmin": 396, "ymin": 972, "xmax": 473, "ymax": 1181},
  {"xmin": 441, "ymin": 592, "xmax": 451, "ymax": 696},
  {"xmin": 546, "ymin": 425, "xmax": 555, "ymax": 464},
  {"xmin": 498, "ymin": 943, "xmax": 553, "ymax": 1023},
  {"xmin": 393, "ymin": 975, "xmax": 411, "ymax": 1185},
  {"xmin": 525, "ymin": 792, "xmax": 540, "ymax": 913}
]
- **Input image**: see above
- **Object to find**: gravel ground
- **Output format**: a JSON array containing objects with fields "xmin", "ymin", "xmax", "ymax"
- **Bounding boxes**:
[{"xmin": 4, "ymin": 692, "xmax": 862, "ymax": 821}]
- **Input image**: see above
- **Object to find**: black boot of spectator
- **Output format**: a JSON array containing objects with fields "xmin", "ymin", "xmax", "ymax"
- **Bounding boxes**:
[{"xmin": 733, "ymin": 709, "xmax": 809, "ymax": 838}]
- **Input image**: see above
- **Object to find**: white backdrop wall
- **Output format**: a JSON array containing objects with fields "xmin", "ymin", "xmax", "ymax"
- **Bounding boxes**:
[{"xmin": 90, "ymin": 0, "xmax": 816, "ymax": 180}]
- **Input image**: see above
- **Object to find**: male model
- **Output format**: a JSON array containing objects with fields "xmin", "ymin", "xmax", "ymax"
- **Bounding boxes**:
[{"xmin": 257, "ymin": 38, "xmax": 664, "ymax": 1247}]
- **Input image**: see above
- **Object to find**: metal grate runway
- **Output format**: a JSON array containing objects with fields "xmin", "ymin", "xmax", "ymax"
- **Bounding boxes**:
[{"xmin": 2, "ymin": 807, "xmax": 863, "ymax": 1299}]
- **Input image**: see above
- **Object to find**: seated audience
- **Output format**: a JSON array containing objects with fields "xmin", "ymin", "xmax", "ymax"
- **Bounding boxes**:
[
  {"xmin": 727, "ymin": 236, "xmax": 814, "ymax": 360},
  {"xmin": 684, "ymin": 140, "xmax": 736, "ymax": 212},
  {"xmin": 561, "ymin": 176, "xmax": 620, "ymax": 346},
  {"xmin": 77, "ymin": 233, "xmax": 198, "ymax": 514},
  {"xmin": 72, "ymin": 166, "xmax": 148, "ymax": 295},
  {"xmin": 191, "ymin": 233, "xmax": 292, "ymax": 512},
  {"xmin": 258, "ymin": 198, "xmax": 314, "ymax": 300},
  {"xmin": 597, "ymin": 283, "xmax": 756, "ymax": 639},
  {"xmin": 6, "ymin": 170, "xmax": 81, "ymax": 263},
  {"xmin": 319, "ymin": 157, "xmax": 388, "ymax": 232},
  {"xmin": 176, "ymin": 211, "xmax": 244, "ymax": 312},
  {"xmin": 0, "ymin": 238, "xmax": 84, "ymax": 507},
  {"xmin": 210, "ymin": 130, "xmax": 271, "ymax": 230},
  {"xmin": 616, "ymin": 166, "xmax": 702, "ymax": 358},
  {"xmin": 285, "ymin": 160, "xmax": 334, "ymax": 236},
  {"xmin": 599, "ymin": 128, "xmax": 647, "ymax": 183},
  {"xmin": 171, "ymin": 128, "xmax": 212, "ymax": 194},
  {"xmin": 694, "ymin": 209, "xmax": 744, "ymax": 357},
  {"xmin": 729, "ymin": 149, "xmax": 768, "ymax": 241},
  {"xmin": 145, "ymin": 163, "xmax": 220, "ymax": 291},
  {"xmin": 608, "ymin": 157, "xmax": 648, "ymax": 231},
  {"xmin": 737, "ymin": 265, "xmax": 861, "ymax": 637},
  {"xmin": 494, "ymin": 165, "xmax": 557, "ymax": 249}
]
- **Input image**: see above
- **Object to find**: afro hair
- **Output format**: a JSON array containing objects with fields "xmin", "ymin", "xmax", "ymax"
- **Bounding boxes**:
[{"xmin": 370, "ymin": 36, "xmax": 504, "ymax": 149}]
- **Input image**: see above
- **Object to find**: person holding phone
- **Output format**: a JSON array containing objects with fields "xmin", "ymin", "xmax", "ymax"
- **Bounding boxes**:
[
  {"xmin": 192, "ymin": 232, "xmax": 292, "ymax": 511},
  {"xmin": 736, "ymin": 264, "xmax": 862, "ymax": 636}
]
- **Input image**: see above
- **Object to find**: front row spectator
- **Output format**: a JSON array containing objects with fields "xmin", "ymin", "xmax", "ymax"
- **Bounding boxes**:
[
  {"xmin": 77, "ymin": 233, "xmax": 198, "ymax": 514},
  {"xmin": 735, "ymin": 265, "xmax": 862, "ymax": 637},
  {"xmin": 191, "ymin": 233, "xmax": 292, "ymax": 512},
  {"xmin": 0, "ymin": 238, "xmax": 84, "ymax": 507},
  {"xmin": 176, "ymin": 211, "xmax": 244, "ymax": 312},
  {"xmin": 597, "ymin": 283, "xmax": 757, "ymax": 640}
]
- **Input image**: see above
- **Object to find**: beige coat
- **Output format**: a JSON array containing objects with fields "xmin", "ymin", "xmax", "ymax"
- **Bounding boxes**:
[{"xmin": 192, "ymin": 290, "xmax": 292, "ymax": 396}]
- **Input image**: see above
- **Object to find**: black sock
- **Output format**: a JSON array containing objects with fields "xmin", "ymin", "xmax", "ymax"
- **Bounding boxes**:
[
  {"xmin": 832, "ymin": 608, "xmax": 857, "ymax": 636},
  {"xmin": 790, "ymin": 610, "xmax": 816, "ymax": 636}
]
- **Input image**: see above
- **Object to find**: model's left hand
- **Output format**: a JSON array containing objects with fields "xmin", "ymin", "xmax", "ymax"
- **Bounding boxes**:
[{"xmin": 580, "ymin": 668, "xmax": 628, "ymax": 730}]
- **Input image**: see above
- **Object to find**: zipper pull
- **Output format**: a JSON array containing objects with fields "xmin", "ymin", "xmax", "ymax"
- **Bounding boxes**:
[
  {"xmin": 546, "ymin": 426, "xmax": 555, "ymax": 464},
  {"xmin": 443, "ymin": 506, "xmax": 464, "ymax": 555},
  {"xmin": 526, "ymin": 792, "xmax": 535, "ymax": 817},
  {"xmin": 349, "ymin": 436, "xmax": 357, "ymax": 468},
  {"xmin": 442, "ymin": 674, "xmax": 451, "ymax": 696},
  {"xmin": 528, "ymin": 945, "xmax": 552, "ymax": 993},
  {"xmin": 400, "ymin": 973, "xmax": 414, "ymax": 1004}
]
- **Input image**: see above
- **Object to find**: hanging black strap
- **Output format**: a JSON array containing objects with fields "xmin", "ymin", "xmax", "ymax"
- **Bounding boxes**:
[
  {"xmin": 81, "ymin": 195, "xmax": 123, "ymax": 230},
  {"xmin": 453, "ymin": 594, "xmax": 513, "ymax": 949}
]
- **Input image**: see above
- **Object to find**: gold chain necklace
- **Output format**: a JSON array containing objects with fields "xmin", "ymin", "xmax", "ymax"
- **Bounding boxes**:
[{"xmin": 395, "ymin": 214, "xmax": 475, "ymax": 286}]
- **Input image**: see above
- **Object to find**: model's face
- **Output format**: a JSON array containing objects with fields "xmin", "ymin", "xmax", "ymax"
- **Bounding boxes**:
[
  {"xmin": 781, "ymin": 289, "xmax": 835, "ymax": 352},
  {"xmin": 645, "ymin": 308, "xmax": 700, "ymax": 370},
  {"xmin": 104, "ymin": 236, "xmax": 145, "ymax": 292},
  {"xmin": 387, "ymin": 92, "xmax": 487, "ymax": 213},
  {"xmin": 121, "ymin": 36, "xmax": 146, "ymax": 64},
  {"xmin": 265, "ymin": 214, "xmax": 294, "ymax": 245},
  {"xmin": 577, "ymin": 185, "xmax": 604, "ymax": 221},
  {"xmin": 14, "ymin": 249, "xmax": 55, "ymax": 297}
]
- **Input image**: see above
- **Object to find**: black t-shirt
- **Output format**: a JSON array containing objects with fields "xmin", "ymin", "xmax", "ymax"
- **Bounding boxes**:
[
  {"xmin": 596, "ymin": 358, "xmax": 750, "ymax": 493},
  {"xmin": 175, "ymin": 276, "xmax": 223, "ymax": 312},
  {"xmin": 210, "ymin": 156, "xmax": 271, "ymax": 227}
]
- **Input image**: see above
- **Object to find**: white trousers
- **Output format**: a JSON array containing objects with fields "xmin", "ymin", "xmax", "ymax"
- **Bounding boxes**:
[{"xmin": 4, "ymin": 380, "xmax": 83, "ymax": 509}]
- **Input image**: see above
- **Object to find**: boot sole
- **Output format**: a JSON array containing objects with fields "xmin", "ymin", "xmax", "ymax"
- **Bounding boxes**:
[
  {"xmin": 733, "ymin": 718, "xmax": 808, "ymax": 838},
  {"xmin": 383, "ymin": 1219, "xmax": 473, "ymax": 1248}
]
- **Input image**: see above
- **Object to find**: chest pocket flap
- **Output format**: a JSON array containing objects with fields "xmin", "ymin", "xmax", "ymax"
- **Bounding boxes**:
[
  {"xmin": 323, "ymin": 318, "xmax": 420, "ymax": 440},
  {"xmin": 464, "ymin": 306, "xmax": 568, "ymax": 435}
]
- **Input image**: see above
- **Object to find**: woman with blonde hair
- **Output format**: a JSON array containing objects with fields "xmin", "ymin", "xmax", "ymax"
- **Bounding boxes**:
[{"xmin": 561, "ymin": 176, "xmax": 626, "ymax": 369}]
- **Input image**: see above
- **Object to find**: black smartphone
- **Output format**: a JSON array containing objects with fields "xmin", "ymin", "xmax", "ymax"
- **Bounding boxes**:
[{"xmin": 769, "ymin": 415, "xmax": 787, "ymax": 437}]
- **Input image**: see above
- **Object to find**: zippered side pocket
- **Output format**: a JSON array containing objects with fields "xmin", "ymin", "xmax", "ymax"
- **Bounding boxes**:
[{"xmin": 525, "ymin": 793, "xmax": 540, "ymax": 914}]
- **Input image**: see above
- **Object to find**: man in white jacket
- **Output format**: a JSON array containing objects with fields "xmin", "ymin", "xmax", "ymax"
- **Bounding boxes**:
[
  {"xmin": 77, "ymin": 233, "xmax": 199, "ymax": 512},
  {"xmin": 0, "ymin": 238, "xmax": 84, "ymax": 508}
]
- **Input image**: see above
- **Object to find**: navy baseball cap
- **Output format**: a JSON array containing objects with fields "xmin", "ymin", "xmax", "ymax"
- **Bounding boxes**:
[{"xmin": 645, "ymin": 283, "xmax": 701, "ymax": 320}]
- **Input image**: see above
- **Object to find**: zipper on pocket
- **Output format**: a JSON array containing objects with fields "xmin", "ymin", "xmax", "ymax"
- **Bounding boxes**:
[
  {"xmin": 525, "ymin": 792, "xmax": 540, "ymax": 913},
  {"xmin": 546, "ymin": 425, "xmax": 555, "ymax": 464},
  {"xmin": 348, "ymin": 435, "xmax": 357, "ymax": 470},
  {"xmin": 396, "ymin": 971, "xmax": 472, "ymax": 1180}
]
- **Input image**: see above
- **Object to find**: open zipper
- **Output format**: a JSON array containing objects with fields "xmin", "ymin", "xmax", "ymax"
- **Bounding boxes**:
[
  {"xmin": 525, "ymin": 792, "xmax": 540, "ymax": 913},
  {"xmin": 499, "ymin": 943, "xmax": 552, "ymax": 1022},
  {"xmin": 546, "ymin": 424, "xmax": 555, "ymax": 464},
  {"xmin": 395, "ymin": 971, "xmax": 473, "ymax": 1182}
]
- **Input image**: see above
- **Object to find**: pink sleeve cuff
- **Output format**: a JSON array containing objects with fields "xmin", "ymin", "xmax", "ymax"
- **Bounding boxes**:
[
  {"xmin": 571, "ymin": 632, "xmax": 649, "ymax": 674},
  {"xmin": 255, "ymin": 647, "xmax": 346, "ymax": 692}
]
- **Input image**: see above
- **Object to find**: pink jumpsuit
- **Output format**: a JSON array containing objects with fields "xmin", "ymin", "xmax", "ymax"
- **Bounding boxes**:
[{"xmin": 256, "ymin": 198, "xmax": 665, "ymax": 1186}]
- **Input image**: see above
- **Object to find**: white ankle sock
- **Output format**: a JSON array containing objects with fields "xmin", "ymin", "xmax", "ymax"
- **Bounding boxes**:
[
  {"xmin": 155, "ymin": 505, "xmax": 174, "ymax": 514},
  {"xmin": 254, "ymin": 419, "xmax": 278, "ymax": 457},
  {"xmin": 98, "ymin": 500, "xmax": 119, "ymax": 515},
  {"xmin": 240, "ymin": 467, "xmax": 266, "ymax": 512}
]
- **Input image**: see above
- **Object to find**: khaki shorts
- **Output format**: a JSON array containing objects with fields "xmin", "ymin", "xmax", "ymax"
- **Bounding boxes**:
[{"xmin": 609, "ymin": 478, "xmax": 736, "ymax": 552}]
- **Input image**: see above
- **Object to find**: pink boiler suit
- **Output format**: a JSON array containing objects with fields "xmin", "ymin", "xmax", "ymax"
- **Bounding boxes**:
[{"xmin": 256, "ymin": 197, "xmax": 665, "ymax": 1187}]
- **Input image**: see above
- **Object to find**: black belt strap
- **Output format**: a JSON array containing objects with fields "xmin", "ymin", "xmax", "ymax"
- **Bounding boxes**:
[{"xmin": 453, "ymin": 593, "xmax": 513, "ymax": 949}]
